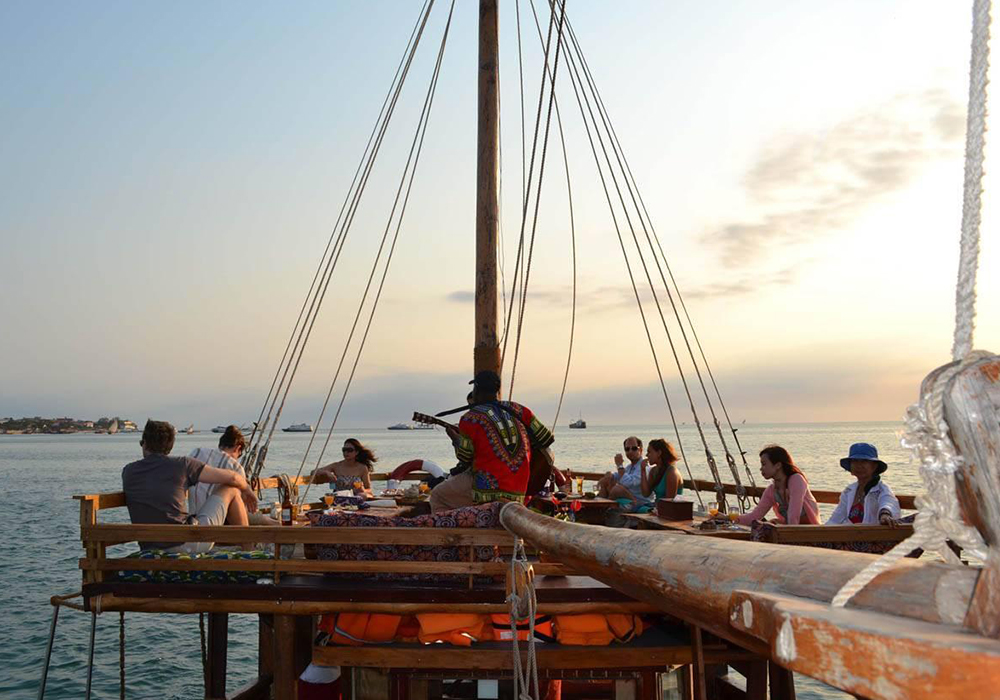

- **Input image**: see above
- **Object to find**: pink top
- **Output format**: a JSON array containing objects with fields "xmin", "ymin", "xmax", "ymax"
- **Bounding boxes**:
[{"xmin": 736, "ymin": 473, "xmax": 820, "ymax": 525}]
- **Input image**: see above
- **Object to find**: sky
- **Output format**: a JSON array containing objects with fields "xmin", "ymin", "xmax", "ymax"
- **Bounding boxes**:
[{"xmin": 1, "ymin": 0, "xmax": 998, "ymax": 429}]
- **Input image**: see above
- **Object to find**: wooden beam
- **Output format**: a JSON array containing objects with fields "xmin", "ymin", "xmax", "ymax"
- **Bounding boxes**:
[
  {"xmin": 474, "ymin": 0, "xmax": 500, "ymax": 377},
  {"xmin": 90, "ymin": 594, "xmax": 657, "ymax": 616},
  {"xmin": 760, "ymin": 524, "xmax": 914, "ymax": 544},
  {"xmin": 81, "ymin": 523, "xmax": 515, "ymax": 546},
  {"xmin": 227, "ymin": 675, "xmax": 272, "ymax": 700},
  {"xmin": 207, "ymin": 612, "xmax": 228, "ymax": 699},
  {"xmin": 731, "ymin": 590, "xmax": 1000, "ymax": 700},
  {"xmin": 273, "ymin": 615, "xmax": 297, "ymax": 700},
  {"xmin": 499, "ymin": 504, "xmax": 977, "ymax": 654},
  {"xmin": 312, "ymin": 641, "xmax": 758, "ymax": 670}
]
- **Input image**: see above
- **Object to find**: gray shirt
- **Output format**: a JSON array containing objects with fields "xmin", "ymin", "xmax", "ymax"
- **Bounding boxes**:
[{"xmin": 122, "ymin": 454, "xmax": 205, "ymax": 550}]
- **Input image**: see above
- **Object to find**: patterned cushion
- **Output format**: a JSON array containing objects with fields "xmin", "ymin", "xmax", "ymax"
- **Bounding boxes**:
[
  {"xmin": 114, "ymin": 549, "xmax": 274, "ymax": 584},
  {"xmin": 315, "ymin": 501, "xmax": 503, "ymax": 581}
]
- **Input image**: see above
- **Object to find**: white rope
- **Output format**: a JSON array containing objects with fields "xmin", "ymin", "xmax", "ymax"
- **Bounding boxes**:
[
  {"xmin": 953, "ymin": 0, "xmax": 991, "ymax": 360},
  {"xmin": 507, "ymin": 537, "xmax": 540, "ymax": 700},
  {"xmin": 832, "ymin": 0, "xmax": 992, "ymax": 608}
]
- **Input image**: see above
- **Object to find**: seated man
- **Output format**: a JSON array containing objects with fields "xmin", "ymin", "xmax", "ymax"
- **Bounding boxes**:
[
  {"xmin": 597, "ymin": 436, "xmax": 648, "ymax": 510},
  {"xmin": 430, "ymin": 370, "xmax": 554, "ymax": 513},
  {"xmin": 188, "ymin": 425, "xmax": 276, "ymax": 525},
  {"xmin": 122, "ymin": 419, "xmax": 258, "ymax": 553}
]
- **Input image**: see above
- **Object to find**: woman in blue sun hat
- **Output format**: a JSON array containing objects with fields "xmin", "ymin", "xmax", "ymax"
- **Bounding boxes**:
[{"xmin": 826, "ymin": 443, "xmax": 901, "ymax": 526}]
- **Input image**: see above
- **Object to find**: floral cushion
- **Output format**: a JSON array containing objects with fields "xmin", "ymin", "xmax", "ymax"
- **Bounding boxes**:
[
  {"xmin": 315, "ymin": 501, "xmax": 503, "ymax": 580},
  {"xmin": 114, "ymin": 549, "xmax": 274, "ymax": 584}
]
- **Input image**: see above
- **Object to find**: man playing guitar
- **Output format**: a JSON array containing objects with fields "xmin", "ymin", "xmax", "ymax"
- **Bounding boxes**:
[{"xmin": 420, "ymin": 370, "xmax": 555, "ymax": 513}]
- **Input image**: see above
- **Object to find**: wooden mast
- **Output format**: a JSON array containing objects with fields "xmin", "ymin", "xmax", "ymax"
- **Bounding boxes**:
[{"xmin": 474, "ymin": 0, "xmax": 501, "ymax": 379}]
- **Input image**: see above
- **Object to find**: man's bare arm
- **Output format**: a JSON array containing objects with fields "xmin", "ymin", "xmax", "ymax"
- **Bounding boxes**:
[{"xmin": 200, "ymin": 465, "xmax": 251, "ymax": 492}]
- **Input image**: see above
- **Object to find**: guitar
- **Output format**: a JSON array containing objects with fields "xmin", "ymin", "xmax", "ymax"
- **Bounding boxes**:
[
  {"xmin": 411, "ymin": 411, "xmax": 555, "ymax": 496},
  {"xmin": 411, "ymin": 412, "xmax": 457, "ymax": 431}
]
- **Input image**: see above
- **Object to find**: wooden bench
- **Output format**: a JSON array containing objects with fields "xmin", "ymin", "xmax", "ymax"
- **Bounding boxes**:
[{"xmin": 751, "ymin": 522, "xmax": 918, "ymax": 556}]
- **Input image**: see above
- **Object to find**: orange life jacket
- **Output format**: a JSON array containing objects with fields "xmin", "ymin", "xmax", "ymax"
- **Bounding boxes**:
[
  {"xmin": 552, "ymin": 614, "xmax": 645, "ymax": 645},
  {"xmin": 490, "ymin": 614, "xmax": 557, "ymax": 642},
  {"xmin": 415, "ymin": 613, "xmax": 492, "ymax": 646},
  {"xmin": 317, "ymin": 613, "xmax": 403, "ymax": 646}
]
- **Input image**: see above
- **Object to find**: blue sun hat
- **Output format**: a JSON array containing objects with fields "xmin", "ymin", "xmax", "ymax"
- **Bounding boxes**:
[{"xmin": 840, "ymin": 443, "xmax": 888, "ymax": 474}]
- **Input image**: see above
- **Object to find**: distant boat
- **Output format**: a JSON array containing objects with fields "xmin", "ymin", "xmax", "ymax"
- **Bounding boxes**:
[
  {"xmin": 211, "ymin": 426, "xmax": 227, "ymax": 433},
  {"xmin": 569, "ymin": 417, "xmax": 587, "ymax": 429},
  {"xmin": 108, "ymin": 419, "xmax": 119, "ymax": 435},
  {"xmin": 282, "ymin": 423, "xmax": 313, "ymax": 433},
  {"xmin": 412, "ymin": 423, "xmax": 434, "ymax": 430},
  {"xmin": 387, "ymin": 423, "xmax": 412, "ymax": 431},
  {"xmin": 182, "ymin": 424, "xmax": 195, "ymax": 435}
]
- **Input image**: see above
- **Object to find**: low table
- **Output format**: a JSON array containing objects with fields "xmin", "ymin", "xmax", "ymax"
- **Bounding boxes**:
[{"xmin": 621, "ymin": 513, "xmax": 753, "ymax": 540}]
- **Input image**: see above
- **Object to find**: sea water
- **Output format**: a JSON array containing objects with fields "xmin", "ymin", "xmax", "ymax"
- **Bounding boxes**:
[{"xmin": 0, "ymin": 422, "xmax": 926, "ymax": 699}]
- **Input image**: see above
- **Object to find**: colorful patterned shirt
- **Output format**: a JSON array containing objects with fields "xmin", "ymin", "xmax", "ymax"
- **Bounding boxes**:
[{"xmin": 453, "ymin": 401, "xmax": 555, "ymax": 503}]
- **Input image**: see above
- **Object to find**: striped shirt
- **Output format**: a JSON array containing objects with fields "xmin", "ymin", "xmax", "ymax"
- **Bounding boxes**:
[{"xmin": 187, "ymin": 447, "xmax": 245, "ymax": 515}]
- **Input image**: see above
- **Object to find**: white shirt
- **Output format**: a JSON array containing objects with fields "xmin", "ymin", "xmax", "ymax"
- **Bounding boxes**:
[
  {"xmin": 826, "ymin": 480, "xmax": 901, "ymax": 525},
  {"xmin": 187, "ymin": 447, "xmax": 246, "ymax": 515}
]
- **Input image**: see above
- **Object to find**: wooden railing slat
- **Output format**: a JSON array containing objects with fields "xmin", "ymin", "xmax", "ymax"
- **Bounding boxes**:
[{"xmin": 79, "ymin": 558, "xmax": 573, "ymax": 576}]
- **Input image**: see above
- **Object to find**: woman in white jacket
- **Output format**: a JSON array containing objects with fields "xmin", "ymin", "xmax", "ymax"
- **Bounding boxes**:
[{"xmin": 826, "ymin": 442, "xmax": 901, "ymax": 526}]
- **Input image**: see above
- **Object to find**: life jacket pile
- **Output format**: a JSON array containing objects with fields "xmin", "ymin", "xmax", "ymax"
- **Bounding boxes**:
[{"xmin": 316, "ymin": 612, "xmax": 645, "ymax": 647}]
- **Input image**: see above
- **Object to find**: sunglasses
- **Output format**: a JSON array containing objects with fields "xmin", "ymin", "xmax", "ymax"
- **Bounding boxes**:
[
  {"xmin": 342, "ymin": 446, "xmax": 357, "ymax": 453},
  {"xmin": 624, "ymin": 445, "xmax": 641, "ymax": 451}
]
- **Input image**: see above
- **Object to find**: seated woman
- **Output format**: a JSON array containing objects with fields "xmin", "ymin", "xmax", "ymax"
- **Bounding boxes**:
[
  {"xmin": 826, "ymin": 442, "xmax": 901, "ymax": 526},
  {"xmin": 639, "ymin": 439, "xmax": 684, "ymax": 508},
  {"xmin": 311, "ymin": 438, "xmax": 376, "ymax": 496},
  {"xmin": 724, "ymin": 445, "xmax": 820, "ymax": 525}
]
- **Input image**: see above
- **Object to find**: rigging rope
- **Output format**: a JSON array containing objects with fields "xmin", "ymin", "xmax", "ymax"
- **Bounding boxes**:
[
  {"xmin": 507, "ymin": 0, "xmax": 569, "ymax": 401},
  {"xmin": 244, "ymin": 0, "xmax": 430, "ymax": 466},
  {"xmin": 248, "ymin": 0, "xmax": 436, "ymax": 482},
  {"xmin": 518, "ymin": 0, "xmax": 577, "ymax": 432},
  {"xmin": 299, "ymin": 0, "xmax": 456, "ymax": 504},
  {"xmin": 552, "ymin": 2, "xmax": 705, "ymax": 510},
  {"xmin": 833, "ymin": 0, "xmax": 992, "ymax": 608},
  {"xmin": 507, "ymin": 537, "xmax": 541, "ymax": 700},
  {"xmin": 561, "ymin": 15, "xmax": 748, "ymax": 510},
  {"xmin": 500, "ymin": 0, "xmax": 560, "ymax": 391}
]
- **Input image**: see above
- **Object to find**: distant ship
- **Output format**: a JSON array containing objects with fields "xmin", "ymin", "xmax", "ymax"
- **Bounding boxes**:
[
  {"xmin": 387, "ymin": 423, "xmax": 412, "ymax": 431},
  {"xmin": 211, "ymin": 426, "xmax": 227, "ymax": 433},
  {"xmin": 182, "ymin": 424, "xmax": 195, "ymax": 435},
  {"xmin": 282, "ymin": 423, "xmax": 313, "ymax": 433},
  {"xmin": 108, "ymin": 419, "xmax": 119, "ymax": 435},
  {"xmin": 412, "ymin": 423, "xmax": 434, "ymax": 430},
  {"xmin": 569, "ymin": 417, "xmax": 587, "ymax": 429}
]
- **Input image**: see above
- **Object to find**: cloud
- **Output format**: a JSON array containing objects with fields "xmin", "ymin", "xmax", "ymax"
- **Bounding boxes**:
[
  {"xmin": 445, "ymin": 268, "xmax": 797, "ymax": 309},
  {"xmin": 703, "ymin": 89, "xmax": 965, "ymax": 267}
]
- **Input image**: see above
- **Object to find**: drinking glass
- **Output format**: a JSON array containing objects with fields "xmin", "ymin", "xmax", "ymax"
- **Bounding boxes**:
[
  {"xmin": 727, "ymin": 511, "xmax": 740, "ymax": 529},
  {"xmin": 323, "ymin": 494, "xmax": 334, "ymax": 509},
  {"xmin": 575, "ymin": 476, "xmax": 584, "ymax": 494}
]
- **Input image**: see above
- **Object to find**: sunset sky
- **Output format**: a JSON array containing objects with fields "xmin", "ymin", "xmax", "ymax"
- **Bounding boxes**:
[{"xmin": 1, "ymin": 1, "xmax": 997, "ymax": 428}]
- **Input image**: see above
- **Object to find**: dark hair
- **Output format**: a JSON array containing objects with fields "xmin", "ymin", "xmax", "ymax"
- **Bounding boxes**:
[
  {"xmin": 647, "ymin": 438, "xmax": 678, "ymax": 464},
  {"xmin": 141, "ymin": 420, "xmax": 175, "ymax": 455},
  {"xmin": 218, "ymin": 425, "xmax": 246, "ymax": 454},
  {"xmin": 623, "ymin": 436, "xmax": 643, "ymax": 450},
  {"xmin": 646, "ymin": 438, "xmax": 679, "ymax": 490},
  {"xmin": 344, "ymin": 438, "xmax": 377, "ymax": 470},
  {"xmin": 759, "ymin": 444, "xmax": 805, "ymax": 480}
]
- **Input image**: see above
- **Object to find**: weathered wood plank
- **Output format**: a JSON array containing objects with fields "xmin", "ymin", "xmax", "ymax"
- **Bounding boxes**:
[
  {"xmin": 207, "ymin": 612, "xmax": 228, "ymax": 699},
  {"xmin": 729, "ymin": 590, "xmax": 1000, "ymax": 700},
  {"xmin": 759, "ymin": 524, "xmax": 914, "ymax": 544},
  {"xmin": 90, "ymin": 594, "xmax": 658, "ymax": 615},
  {"xmin": 80, "ymin": 557, "xmax": 574, "ymax": 576},
  {"xmin": 312, "ymin": 641, "xmax": 758, "ymax": 670},
  {"xmin": 81, "ymin": 524, "xmax": 514, "ymax": 546}
]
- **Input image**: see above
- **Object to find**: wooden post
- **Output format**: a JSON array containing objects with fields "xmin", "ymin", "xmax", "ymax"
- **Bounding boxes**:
[
  {"xmin": 273, "ymin": 615, "xmax": 297, "ymax": 700},
  {"xmin": 474, "ymin": 0, "xmax": 501, "ymax": 378},
  {"xmin": 206, "ymin": 613, "xmax": 228, "ymax": 699},
  {"xmin": 768, "ymin": 661, "xmax": 796, "ymax": 700},
  {"xmin": 691, "ymin": 625, "xmax": 707, "ymax": 700}
]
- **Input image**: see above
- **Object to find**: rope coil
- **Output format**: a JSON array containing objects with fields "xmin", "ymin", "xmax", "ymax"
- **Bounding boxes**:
[{"xmin": 506, "ymin": 537, "xmax": 541, "ymax": 700}]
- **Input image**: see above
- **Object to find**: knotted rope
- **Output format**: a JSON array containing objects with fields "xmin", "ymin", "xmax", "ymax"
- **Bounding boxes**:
[
  {"xmin": 833, "ymin": 0, "xmax": 992, "ymax": 607},
  {"xmin": 506, "ymin": 537, "xmax": 540, "ymax": 700}
]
